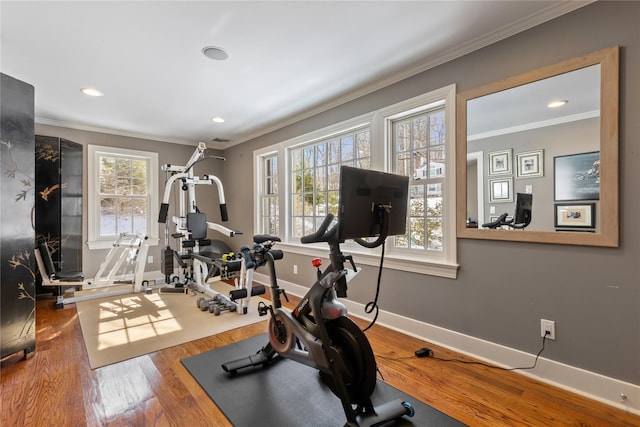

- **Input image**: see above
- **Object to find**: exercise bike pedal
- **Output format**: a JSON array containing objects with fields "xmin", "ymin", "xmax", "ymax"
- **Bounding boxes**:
[{"xmin": 257, "ymin": 301, "xmax": 272, "ymax": 316}]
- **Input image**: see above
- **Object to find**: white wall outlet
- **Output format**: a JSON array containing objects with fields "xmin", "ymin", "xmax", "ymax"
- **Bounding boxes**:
[
  {"xmin": 490, "ymin": 206, "xmax": 496, "ymax": 214},
  {"xmin": 293, "ymin": 264, "xmax": 298, "ymax": 274},
  {"xmin": 148, "ymin": 255, "xmax": 153, "ymax": 264},
  {"xmin": 541, "ymin": 319, "xmax": 556, "ymax": 340},
  {"xmin": 525, "ymin": 185, "xmax": 533, "ymax": 194}
]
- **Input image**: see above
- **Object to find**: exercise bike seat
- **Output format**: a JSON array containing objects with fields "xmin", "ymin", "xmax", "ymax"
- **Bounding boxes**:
[{"xmin": 253, "ymin": 234, "xmax": 281, "ymax": 244}]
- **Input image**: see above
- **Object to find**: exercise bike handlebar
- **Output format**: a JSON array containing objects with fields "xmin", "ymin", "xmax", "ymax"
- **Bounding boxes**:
[
  {"xmin": 300, "ymin": 214, "xmax": 336, "ymax": 244},
  {"xmin": 301, "ymin": 204, "xmax": 392, "ymax": 248},
  {"xmin": 239, "ymin": 245, "xmax": 256, "ymax": 270}
]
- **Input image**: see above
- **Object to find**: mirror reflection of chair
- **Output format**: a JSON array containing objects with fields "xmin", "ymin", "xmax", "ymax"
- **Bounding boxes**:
[{"xmin": 482, "ymin": 193, "xmax": 532, "ymax": 230}]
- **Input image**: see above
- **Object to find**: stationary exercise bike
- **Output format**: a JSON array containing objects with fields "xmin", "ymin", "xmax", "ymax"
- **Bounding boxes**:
[{"xmin": 222, "ymin": 166, "xmax": 415, "ymax": 427}]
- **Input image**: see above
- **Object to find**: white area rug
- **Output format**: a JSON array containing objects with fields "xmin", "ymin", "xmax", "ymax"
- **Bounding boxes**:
[{"xmin": 76, "ymin": 281, "xmax": 267, "ymax": 369}]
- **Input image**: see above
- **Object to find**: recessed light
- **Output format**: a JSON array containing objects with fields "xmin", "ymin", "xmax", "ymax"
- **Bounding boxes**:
[
  {"xmin": 202, "ymin": 46, "xmax": 229, "ymax": 61},
  {"xmin": 81, "ymin": 87, "xmax": 104, "ymax": 97},
  {"xmin": 212, "ymin": 117, "xmax": 225, "ymax": 123},
  {"xmin": 547, "ymin": 100, "xmax": 568, "ymax": 108}
]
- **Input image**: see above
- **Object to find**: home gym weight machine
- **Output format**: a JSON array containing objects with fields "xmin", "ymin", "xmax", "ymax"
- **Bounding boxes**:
[
  {"xmin": 222, "ymin": 166, "xmax": 415, "ymax": 427},
  {"xmin": 158, "ymin": 142, "xmax": 263, "ymax": 315},
  {"xmin": 35, "ymin": 232, "xmax": 157, "ymax": 308}
]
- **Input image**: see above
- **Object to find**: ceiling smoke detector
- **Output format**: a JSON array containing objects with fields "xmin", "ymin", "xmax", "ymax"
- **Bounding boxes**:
[{"xmin": 202, "ymin": 46, "xmax": 229, "ymax": 61}]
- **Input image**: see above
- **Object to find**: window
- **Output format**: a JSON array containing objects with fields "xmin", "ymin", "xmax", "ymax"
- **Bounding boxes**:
[
  {"xmin": 255, "ymin": 84, "xmax": 457, "ymax": 277},
  {"xmin": 290, "ymin": 127, "xmax": 370, "ymax": 238},
  {"xmin": 259, "ymin": 153, "xmax": 280, "ymax": 236},
  {"xmin": 392, "ymin": 107, "xmax": 446, "ymax": 253},
  {"xmin": 88, "ymin": 145, "xmax": 158, "ymax": 250}
]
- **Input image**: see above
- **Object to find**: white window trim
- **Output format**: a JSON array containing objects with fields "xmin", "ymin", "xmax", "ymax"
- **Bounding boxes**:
[
  {"xmin": 375, "ymin": 84, "xmax": 457, "ymax": 267},
  {"xmin": 254, "ymin": 113, "xmax": 373, "ymax": 240},
  {"xmin": 254, "ymin": 148, "xmax": 279, "ymax": 236},
  {"xmin": 254, "ymin": 85, "xmax": 458, "ymax": 278},
  {"xmin": 87, "ymin": 145, "xmax": 159, "ymax": 250}
]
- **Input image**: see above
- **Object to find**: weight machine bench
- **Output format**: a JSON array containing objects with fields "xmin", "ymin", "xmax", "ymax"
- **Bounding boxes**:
[
  {"xmin": 35, "ymin": 234, "xmax": 160, "ymax": 308},
  {"xmin": 35, "ymin": 241, "xmax": 84, "ymax": 307}
]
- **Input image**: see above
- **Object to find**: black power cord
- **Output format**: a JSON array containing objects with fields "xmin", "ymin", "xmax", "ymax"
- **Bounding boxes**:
[
  {"xmin": 378, "ymin": 332, "xmax": 550, "ymax": 372},
  {"xmin": 362, "ymin": 241, "xmax": 385, "ymax": 332}
]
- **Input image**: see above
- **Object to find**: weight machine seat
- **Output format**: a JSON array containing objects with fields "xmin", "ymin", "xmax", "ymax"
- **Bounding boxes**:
[
  {"xmin": 181, "ymin": 212, "xmax": 212, "ymax": 248},
  {"xmin": 188, "ymin": 212, "xmax": 207, "ymax": 239},
  {"xmin": 193, "ymin": 240, "xmax": 233, "ymax": 278}
]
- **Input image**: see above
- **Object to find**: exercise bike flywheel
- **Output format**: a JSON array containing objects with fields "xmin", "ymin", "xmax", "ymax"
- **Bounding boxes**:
[{"xmin": 320, "ymin": 316, "xmax": 377, "ymax": 406}]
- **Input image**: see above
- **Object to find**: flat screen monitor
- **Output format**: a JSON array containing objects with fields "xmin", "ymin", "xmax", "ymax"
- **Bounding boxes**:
[
  {"xmin": 338, "ymin": 166, "xmax": 409, "ymax": 241},
  {"xmin": 514, "ymin": 192, "xmax": 533, "ymax": 226}
]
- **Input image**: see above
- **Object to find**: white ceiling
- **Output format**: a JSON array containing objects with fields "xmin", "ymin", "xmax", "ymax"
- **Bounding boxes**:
[
  {"xmin": 1, "ymin": 1, "xmax": 589, "ymax": 149},
  {"xmin": 467, "ymin": 64, "xmax": 600, "ymax": 139}
]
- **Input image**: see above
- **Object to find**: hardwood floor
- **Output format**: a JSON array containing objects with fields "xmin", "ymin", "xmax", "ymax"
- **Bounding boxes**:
[{"xmin": 1, "ymin": 295, "xmax": 638, "ymax": 426}]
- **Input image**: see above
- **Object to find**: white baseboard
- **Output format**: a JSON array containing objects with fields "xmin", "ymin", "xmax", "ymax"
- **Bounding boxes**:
[{"xmin": 253, "ymin": 272, "xmax": 640, "ymax": 415}]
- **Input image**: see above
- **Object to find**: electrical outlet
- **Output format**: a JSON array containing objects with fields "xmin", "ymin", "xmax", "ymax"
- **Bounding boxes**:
[
  {"xmin": 541, "ymin": 319, "xmax": 556, "ymax": 340},
  {"xmin": 148, "ymin": 255, "xmax": 153, "ymax": 264},
  {"xmin": 293, "ymin": 264, "xmax": 298, "ymax": 274}
]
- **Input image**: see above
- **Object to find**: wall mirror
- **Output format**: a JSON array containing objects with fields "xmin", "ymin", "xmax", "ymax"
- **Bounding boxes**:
[{"xmin": 456, "ymin": 46, "xmax": 619, "ymax": 246}]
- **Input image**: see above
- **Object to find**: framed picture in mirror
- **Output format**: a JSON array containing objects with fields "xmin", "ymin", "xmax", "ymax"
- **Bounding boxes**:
[
  {"xmin": 554, "ymin": 151, "xmax": 600, "ymax": 201},
  {"xmin": 488, "ymin": 149, "xmax": 512, "ymax": 175},
  {"xmin": 554, "ymin": 203, "xmax": 596, "ymax": 228},
  {"xmin": 516, "ymin": 149, "xmax": 544, "ymax": 178},
  {"xmin": 489, "ymin": 177, "xmax": 513, "ymax": 203}
]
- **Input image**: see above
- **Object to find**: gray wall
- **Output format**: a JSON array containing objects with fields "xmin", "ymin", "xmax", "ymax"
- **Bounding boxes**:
[{"xmin": 218, "ymin": 1, "xmax": 640, "ymax": 385}]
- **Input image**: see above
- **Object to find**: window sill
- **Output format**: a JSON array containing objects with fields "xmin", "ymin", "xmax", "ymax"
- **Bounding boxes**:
[{"xmin": 277, "ymin": 242, "xmax": 459, "ymax": 279}]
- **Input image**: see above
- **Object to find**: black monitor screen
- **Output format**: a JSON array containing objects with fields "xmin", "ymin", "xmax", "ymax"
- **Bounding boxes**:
[
  {"xmin": 338, "ymin": 166, "xmax": 409, "ymax": 241},
  {"xmin": 514, "ymin": 193, "xmax": 533, "ymax": 226}
]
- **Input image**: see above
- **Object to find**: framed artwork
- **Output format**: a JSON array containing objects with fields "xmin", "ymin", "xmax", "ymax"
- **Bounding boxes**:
[
  {"xmin": 516, "ymin": 149, "xmax": 544, "ymax": 178},
  {"xmin": 554, "ymin": 203, "xmax": 596, "ymax": 228},
  {"xmin": 488, "ymin": 149, "xmax": 512, "ymax": 175},
  {"xmin": 489, "ymin": 177, "xmax": 513, "ymax": 203},
  {"xmin": 554, "ymin": 151, "xmax": 600, "ymax": 201}
]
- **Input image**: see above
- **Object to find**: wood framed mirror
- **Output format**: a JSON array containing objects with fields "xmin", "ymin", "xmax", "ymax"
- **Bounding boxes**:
[{"xmin": 456, "ymin": 46, "xmax": 619, "ymax": 246}]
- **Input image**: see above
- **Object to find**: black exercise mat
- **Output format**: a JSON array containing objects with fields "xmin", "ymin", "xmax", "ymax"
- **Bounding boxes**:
[{"xmin": 181, "ymin": 334, "xmax": 465, "ymax": 427}]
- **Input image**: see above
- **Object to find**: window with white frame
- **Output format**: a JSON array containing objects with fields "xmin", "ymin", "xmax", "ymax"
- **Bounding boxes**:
[
  {"xmin": 392, "ymin": 107, "xmax": 446, "ymax": 252},
  {"xmin": 255, "ymin": 84, "xmax": 457, "ymax": 277},
  {"xmin": 88, "ymin": 145, "xmax": 158, "ymax": 250},
  {"xmin": 289, "ymin": 127, "xmax": 370, "ymax": 238},
  {"xmin": 260, "ymin": 153, "xmax": 280, "ymax": 236}
]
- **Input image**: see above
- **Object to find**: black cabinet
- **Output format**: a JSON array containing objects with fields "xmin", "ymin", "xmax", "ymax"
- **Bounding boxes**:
[
  {"xmin": 35, "ymin": 136, "xmax": 83, "ymax": 295},
  {"xmin": 1, "ymin": 73, "xmax": 36, "ymax": 360}
]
